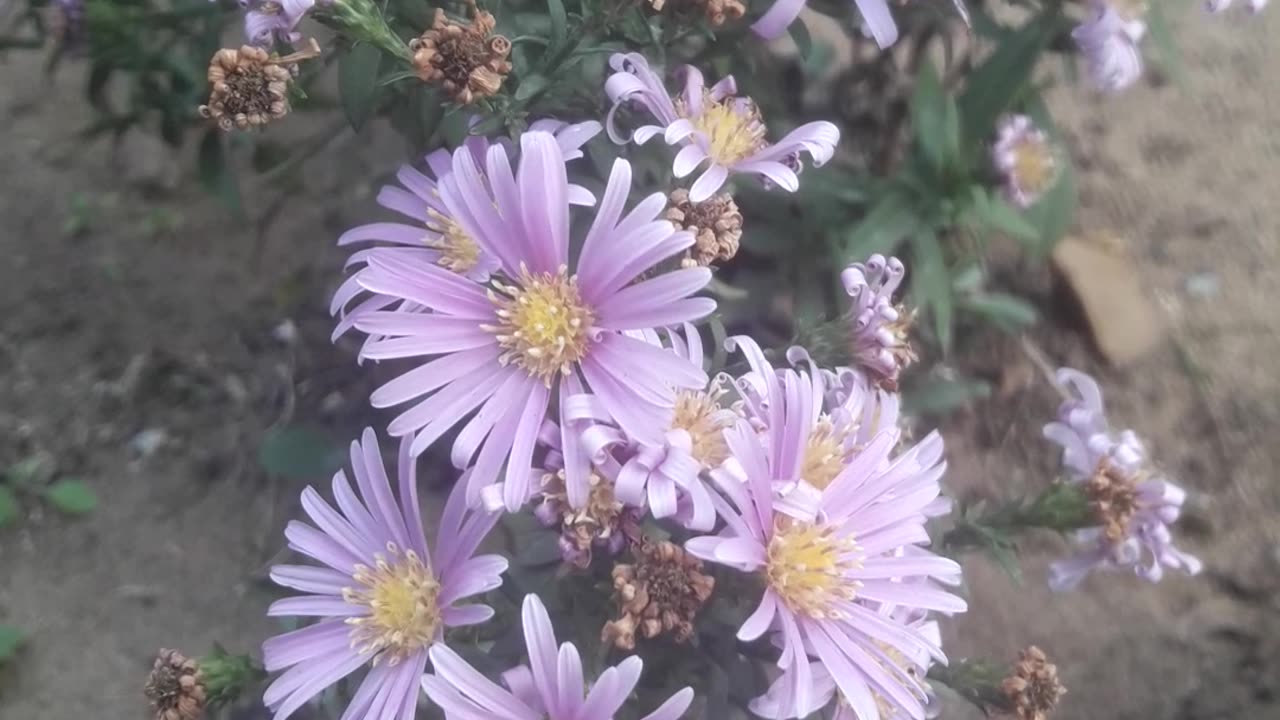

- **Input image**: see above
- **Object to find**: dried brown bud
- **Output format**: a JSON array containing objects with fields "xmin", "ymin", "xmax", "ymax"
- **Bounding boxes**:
[
  {"xmin": 198, "ymin": 39, "xmax": 320, "ymax": 132},
  {"xmin": 1086, "ymin": 462, "xmax": 1140, "ymax": 543},
  {"xmin": 410, "ymin": 0, "xmax": 512, "ymax": 105},
  {"xmin": 665, "ymin": 189, "xmax": 744, "ymax": 269},
  {"xmin": 646, "ymin": 0, "xmax": 745, "ymax": 26},
  {"xmin": 1001, "ymin": 646, "xmax": 1066, "ymax": 720},
  {"xmin": 603, "ymin": 539, "xmax": 715, "ymax": 649},
  {"xmin": 145, "ymin": 649, "xmax": 207, "ymax": 720}
]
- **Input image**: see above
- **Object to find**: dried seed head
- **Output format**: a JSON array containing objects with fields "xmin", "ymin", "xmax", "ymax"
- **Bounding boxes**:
[
  {"xmin": 145, "ymin": 649, "xmax": 207, "ymax": 720},
  {"xmin": 1001, "ymin": 646, "xmax": 1066, "ymax": 720},
  {"xmin": 535, "ymin": 470, "xmax": 638, "ymax": 569},
  {"xmin": 1086, "ymin": 461, "xmax": 1140, "ymax": 543},
  {"xmin": 602, "ymin": 539, "xmax": 715, "ymax": 649},
  {"xmin": 410, "ymin": 0, "xmax": 512, "ymax": 105},
  {"xmin": 198, "ymin": 39, "xmax": 320, "ymax": 132},
  {"xmin": 646, "ymin": 0, "xmax": 745, "ymax": 27},
  {"xmin": 665, "ymin": 189, "xmax": 743, "ymax": 269}
]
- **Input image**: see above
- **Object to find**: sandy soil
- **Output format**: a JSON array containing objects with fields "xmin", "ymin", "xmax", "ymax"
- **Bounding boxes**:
[{"xmin": 0, "ymin": 7, "xmax": 1277, "ymax": 720}]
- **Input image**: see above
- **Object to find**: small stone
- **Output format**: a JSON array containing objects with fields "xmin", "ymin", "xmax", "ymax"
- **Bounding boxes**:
[
  {"xmin": 130, "ymin": 428, "xmax": 169, "ymax": 458},
  {"xmin": 1052, "ymin": 234, "xmax": 1165, "ymax": 366},
  {"xmin": 1184, "ymin": 271, "xmax": 1220, "ymax": 299},
  {"xmin": 271, "ymin": 319, "xmax": 299, "ymax": 345}
]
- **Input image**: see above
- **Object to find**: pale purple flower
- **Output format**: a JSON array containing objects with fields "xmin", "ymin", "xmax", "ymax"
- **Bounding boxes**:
[
  {"xmin": 262, "ymin": 428, "xmax": 507, "ymax": 720},
  {"xmin": 331, "ymin": 120, "xmax": 602, "ymax": 343},
  {"xmin": 1043, "ymin": 368, "xmax": 1202, "ymax": 590},
  {"xmin": 752, "ymin": 0, "xmax": 901, "ymax": 48},
  {"xmin": 686, "ymin": 336, "xmax": 965, "ymax": 720},
  {"xmin": 561, "ymin": 324, "xmax": 733, "ymax": 531},
  {"xmin": 838, "ymin": 255, "xmax": 917, "ymax": 391},
  {"xmin": 605, "ymin": 53, "xmax": 839, "ymax": 202},
  {"xmin": 1207, "ymin": 0, "xmax": 1267, "ymax": 12},
  {"xmin": 992, "ymin": 115, "xmax": 1060, "ymax": 208},
  {"xmin": 1072, "ymin": 5, "xmax": 1145, "ymax": 93},
  {"xmin": 421, "ymin": 594, "xmax": 695, "ymax": 720},
  {"xmin": 339, "ymin": 131, "xmax": 713, "ymax": 512},
  {"xmin": 243, "ymin": 0, "xmax": 315, "ymax": 46}
]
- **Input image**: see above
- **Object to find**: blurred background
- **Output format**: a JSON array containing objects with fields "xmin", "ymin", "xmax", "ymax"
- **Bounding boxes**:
[{"xmin": 0, "ymin": 3, "xmax": 1277, "ymax": 720}]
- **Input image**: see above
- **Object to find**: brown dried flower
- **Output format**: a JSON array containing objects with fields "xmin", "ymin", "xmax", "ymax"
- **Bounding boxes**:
[
  {"xmin": 145, "ymin": 649, "xmax": 207, "ymax": 720},
  {"xmin": 198, "ymin": 40, "xmax": 321, "ymax": 132},
  {"xmin": 1086, "ymin": 461, "xmax": 1140, "ymax": 543},
  {"xmin": 665, "ymin": 189, "xmax": 743, "ymax": 269},
  {"xmin": 1001, "ymin": 646, "xmax": 1066, "ymax": 720},
  {"xmin": 535, "ymin": 469, "xmax": 639, "ymax": 569},
  {"xmin": 602, "ymin": 539, "xmax": 715, "ymax": 649},
  {"xmin": 410, "ymin": 0, "xmax": 512, "ymax": 105},
  {"xmin": 646, "ymin": 0, "xmax": 745, "ymax": 26}
]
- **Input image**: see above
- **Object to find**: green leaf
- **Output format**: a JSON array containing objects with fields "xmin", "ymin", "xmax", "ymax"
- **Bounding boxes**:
[
  {"xmin": 197, "ymin": 129, "xmax": 242, "ymax": 214},
  {"xmin": 1021, "ymin": 93, "xmax": 1077, "ymax": 255},
  {"xmin": 339, "ymin": 43, "xmax": 383, "ymax": 132},
  {"xmin": 0, "ymin": 485, "xmax": 18, "ymax": 528},
  {"xmin": 515, "ymin": 532, "xmax": 562, "ymax": 566},
  {"xmin": 547, "ymin": 0, "xmax": 568, "ymax": 57},
  {"xmin": 902, "ymin": 376, "xmax": 991, "ymax": 415},
  {"xmin": 1146, "ymin": 2, "xmax": 1186, "ymax": 88},
  {"xmin": 910, "ymin": 229, "xmax": 953, "ymax": 352},
  {"xmin": 845, "ymin": 192, "xmax": 919, "ymax": 262},
  {"xmin": 912, "ymin": 59, "xmax": 949, "ymax": 172},
  {"xmin": 960, "ymin": 292, "xmax": 1038, "ymax": 331},
  {"xmin": 258, "ymin": 426, "xmax": 344, "ymax": 479},
  {"xmin": 966, "ymin": 186, "xmax": 1040, "ymax": 242},
  {"xmin": 957, "ymin": 10, "xmax": 1059, "ymax": 148},
  {"xmin": 787, "ymin": 16, "xmax": 813, "ymax": 63},
  {"xmin": 44, "ymin": 479, "xmax": 97, "ymax": 515},
  {"xmin": 515, "ymin": 73, "xmax": 550, "ymax": 102},
  {"xmin": 0, "ymin": 625, "xmax": 23, "ymax": 664}
]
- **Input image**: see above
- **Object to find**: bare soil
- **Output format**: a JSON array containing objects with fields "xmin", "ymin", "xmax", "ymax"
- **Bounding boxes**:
[{"xmin": 1, "ymin": 9, "xmax": 1277, "ymax": 720}]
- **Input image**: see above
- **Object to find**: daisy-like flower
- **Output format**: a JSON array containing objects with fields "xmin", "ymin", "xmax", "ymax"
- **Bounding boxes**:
[
  {"xmin": 331, "ymin": 119, "xmax": 601, "ymax": 342},
  {"xmin": 1072, "ymin": 3, "xmax": 1145, "ymax": 93},
  {"xmin": 1042, "ymin": 369, "xmax": 1202, "ymax": 590},
  {"xmin": 261, "ymin": 429, "xmax": 507, "ymax": 720},
  {"xmin": 342, "ymin": 131, "xmax": 714, "ymax": 511},
  {"xmin": 604, "ymin": 53, "xmax": 839, "ymax": 202},
  {"xmin": 687, "ymin": 336, "xmax": 965, "ymax": 720},
  {"xmin": 421, "ymin": 594, "xmax": 695, "ymax": 720},
  {"xmin": 992, "ymin": 115, "xmax": 1060, "ymax": 209},
  {"xmin": 562, "ymin": 324, "xmax": 735, "ymax": 531},
  {"xmin": 839, "ymin": 255, "xmax": 917, "ymax": 392}
]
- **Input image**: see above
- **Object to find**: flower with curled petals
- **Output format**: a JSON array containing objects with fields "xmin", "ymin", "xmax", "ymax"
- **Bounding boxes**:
[
  {"xmin": 605, "ymin": 53, "xmax": 839, "ymax": 202},
  {"xmin": 261, "ymin": 429, "xmax": 506, "ymax": 720},
  {"xmin": 1072, "ymin": 3, "xmax": 1145, "ymax": 93},
  {"xmin": 337, "ymin": 131, "xmax": 714, "ymax": 512},
  {"xmin": 839, "ymin": 255, "xmax": 917, "ymax": 392},
  {"xmin": 421, "ymin": 594, "xmax": 695, "ymax": 720}
]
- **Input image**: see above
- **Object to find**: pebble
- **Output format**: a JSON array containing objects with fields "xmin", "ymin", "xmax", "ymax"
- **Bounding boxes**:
[
  {"xmin": 1184, "ymin": 271, "xmax": 1221, "ymax": 299},
  {"xmin": 129, "ymin": 428, "xmax": 168, "ymax": 458}
]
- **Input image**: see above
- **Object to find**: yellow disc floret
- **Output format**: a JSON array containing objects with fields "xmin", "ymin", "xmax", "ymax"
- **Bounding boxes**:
[
  {"xmin": 486, "ymin": 264, "xmax": 595, "ymax": 385},
  {"xmin": 343, "ymin": 543, "xmax": 442, "ymax": 664}
]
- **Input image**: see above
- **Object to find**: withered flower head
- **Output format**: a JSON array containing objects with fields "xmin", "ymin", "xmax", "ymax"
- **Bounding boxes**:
[
  {"xmin": 1085, "ymin": 460, "xmax": 1141, "ymax": 543},
  {"xmin": 602, "ymin": 539, "xmax": 715, "ymax": 650},
  {"xmin": 646, "ymin": 0, "xmax": 746, "ymax": 26},
  {"xmin": 1001, "ymin": 646, "xmax": 1066, "ymax": 720},
  {"xmin": 409, "ymin": 0, "xmax": 512, "ymax": 105},
  {"xmin": 198, "ymin": 39, "xmax": 321, "ymax": 132},
  {"xmin": 535, "ymin": 469, "xmax": 639, "ymax": 569},
  {"xmin": 145, "ymin": 649, "xmax": 207, "ymax": 720},
  {"xmin": 665, "ymin": 189, "xmax": 743, "ymax": 269}
]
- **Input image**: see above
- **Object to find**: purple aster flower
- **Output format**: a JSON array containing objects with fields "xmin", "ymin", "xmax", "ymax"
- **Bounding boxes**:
[
  {"xmin": 332, "ymin": 120, "xmax": 602, "ymax": 343},
  {"xmin": 1072, "ymin": 4, "xmax": 1145, "ymax": 93},
  {"xmin": 262, "ymin": 428, "xmax": 507, "ymax": 720},
  {"xmin": 561, "ymin": 324, "xmax": 735, "ymax": 531},
  {"xmin": 340, "ymin": 131, "xmax": 714, "ymax": 511},
  {"xmin": 838, "ymin": 255, "xmax": 917, "ymax": 392},
  {"xmin": 686, "ymin": 336, "xmax": 965, "ymax": 720},
  {"xmin": 1042, "ymin": 368, "xmax": 1202, "ymax": 590},
  {"xmin": 421, "ymin": 594, "xmax": 695, "ymax": 720},
  {"xmin": 243, "ymin": 0, "xmax": 316, "ymax": 47},
  {"xmin": 992, "ymin": 114, "xmax": 1060, "ymax": 209},
  {"xmin": 1207, "ymin": 0, "xmax": 1267, "ymax": 12},
  {"xmin": 752, "ymin": 0, "xmax": 901, "ymax": 48},
  {"xmin": 604, "ymin": 53, "xmax": 839, "ymax": 202}
]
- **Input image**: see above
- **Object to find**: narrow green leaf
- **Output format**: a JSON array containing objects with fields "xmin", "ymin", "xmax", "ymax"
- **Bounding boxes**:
[
  {"xmin": 44, "ymin": 479, "xmax": 97, "ymax": 515},
  {"xmin": 515, "ymin": 73, "xmax": 550, "ymax": 102},
  {"xmin": 0, "ymin": 485, "xmax": 18, "ymax": 528},
  {"xmin": 515, "ymin": 532, "xmax": 562, "ymax": 566},
  {"xmin": 960, "ymin": 292, "xmax": 1039, "ymax": 331},
  {"xmin": 1146, "ymin": 2, "xmax": 1187, "ymax": 88},
  {"xmin": 197, "ymin": 129, "xmax": 242, "ymax": 214},
  {"xmin": 912, "ymin": 59, "xmax": 948, "ymax": 171},
  {"xmin": 957, "ymin": 10, "xmax": 1059, "ymax": 148},
  {"xmin": 910, "ymin": 228, "xmax": 953, "ymax": 352},
  {"xmin": 966, "ymin": 186, "xmax": 1040, "ymax": 242},
  {"xmin": 903, "ymin": 376, "xmax": 991, "ymax": 415},
  {"xmin": 845, "ymin": 193, "xmax": 919, "ymax": 262},
  {"xmin": 1022, "ymin": 92, "xmax": 1077, "ymax": 254},
  {"xmin": 0, "ymin": 625, "xmax": 23, "ymax": 663},
  {"xmin": 339, "ymin": 43, "xmax": 383, "ymax": 132},
  {"xmin": 787, "ymin": 16, "xmax": 813, "ymax": 63},
  {"xmin": 258, "ymin": 426, "xmax": 344, "ymax": 479},
  {"xmin": 547, "ymin": 0, "xmax": 568, "ymax": 56}
]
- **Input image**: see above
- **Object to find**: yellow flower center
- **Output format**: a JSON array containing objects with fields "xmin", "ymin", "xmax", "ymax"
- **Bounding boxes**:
[
  {"xmin": 425, "ymin": 209, "xmax": 481, "ymax": 274},
  {"xmin": 801, "ymin": 415, "xmax": 855, "ymax": 491},
  {"xmin": 1011, "ymin": 138, "xmax": 1057, "ymax": 197},
  {"xmin": 670, "ymin": 379, "xmax": 735, "ymax": 468},
  {"xmin": 682, "ymin": 93, "xmax": 768, "ymax": 165},
  {"xmin": 343, "ymin": 543, "xmax": 442, "ymax": 664},
  {"xmin": 765, "ymin": 521, "xmax": 863, "ymax": 619},
  {"xmin": 486, "ymin": 265, "xmax": 595, "ymax": 385}
]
